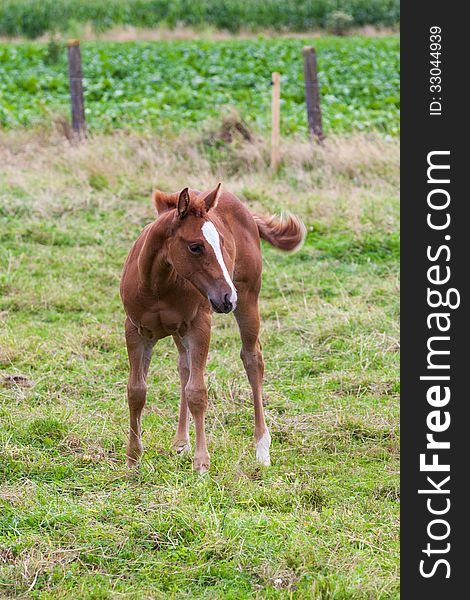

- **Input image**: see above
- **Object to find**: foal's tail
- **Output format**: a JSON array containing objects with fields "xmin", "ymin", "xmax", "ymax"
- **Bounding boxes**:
[{"xmin": 252, "ymin": 212, "xmax": 306, "ymax": 252}]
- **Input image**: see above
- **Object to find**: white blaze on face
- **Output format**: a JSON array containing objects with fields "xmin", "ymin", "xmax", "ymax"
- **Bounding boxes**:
[{"xmin": 201, "ymin": 221, "xmax": 237, "ymax": 307}]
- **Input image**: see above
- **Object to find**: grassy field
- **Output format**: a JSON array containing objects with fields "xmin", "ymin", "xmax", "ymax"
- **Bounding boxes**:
[
  {"xmin": 0, "ymin": 36, "xmax": 400, "ymax": 135},
  {"xmin": 0, "ymin": 125, "xmax": 399, "ymax": 598}
]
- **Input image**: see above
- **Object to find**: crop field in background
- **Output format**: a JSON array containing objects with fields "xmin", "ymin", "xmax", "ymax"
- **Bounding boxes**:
[
  {"xmin": 0, "ymin": 0, "xmax": 400, "ymax": 38},
  {"xmin": 0, "ymin": 127, "xmax": 399, "ymax": 597},
  {"xmin": 0, "ymin": 36, "xmax": 399, "ymax": 134}
]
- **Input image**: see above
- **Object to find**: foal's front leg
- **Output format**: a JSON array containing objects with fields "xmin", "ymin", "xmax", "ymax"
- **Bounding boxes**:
[
  {"xmin": 184, "ymin": 313, "xmax": 211, "ymax": 473},
  {"xmin": 125, "ymin": 317, "xmax": 154, "ymax": 467}
]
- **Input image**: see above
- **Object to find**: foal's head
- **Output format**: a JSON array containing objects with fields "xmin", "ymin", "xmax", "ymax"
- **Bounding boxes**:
[{"xmin": 155, "ymin": 185, "xmax": 237, "ymax": 313}]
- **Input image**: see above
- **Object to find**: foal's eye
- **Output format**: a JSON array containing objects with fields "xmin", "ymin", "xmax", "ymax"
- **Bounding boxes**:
[{"xmin": 188, "ymin": 243, "xmax": 204, "ymax": 255}]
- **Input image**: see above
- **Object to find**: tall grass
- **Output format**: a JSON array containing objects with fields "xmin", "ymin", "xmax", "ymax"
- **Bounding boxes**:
[{"xmin": 0, "ymin": 0, "xmax": 400, "ymax": 39}]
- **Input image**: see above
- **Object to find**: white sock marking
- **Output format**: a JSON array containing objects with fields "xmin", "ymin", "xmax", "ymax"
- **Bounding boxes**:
[
  {"xmin": 201, "ymin": 221, "xmax": 237, "ymax": 306},
  {"xmin": 255, "ymin": 431, "xmax": 271, "ymax": 466}
]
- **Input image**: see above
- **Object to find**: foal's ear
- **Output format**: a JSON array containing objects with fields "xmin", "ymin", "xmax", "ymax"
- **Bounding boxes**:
[
  {"xmin": 152, "ymin": 190, "xmax": 177, "ymax": 215},
  {"xmin": 203, "ymin": 183, "xmax": 222, "ymax": 212},
  {"xmin": 177, "ymin": 187, "xmax": 191, "ymax": 219}
]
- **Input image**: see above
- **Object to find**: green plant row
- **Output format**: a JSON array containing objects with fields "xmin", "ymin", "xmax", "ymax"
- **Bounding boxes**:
[
  {"xmin": 0, "ymin": 37, "xmax": 400, "ymax": 135},
  {"xmin": 0, "ymin": 0, "xmax": 400, "ymax": 39}
]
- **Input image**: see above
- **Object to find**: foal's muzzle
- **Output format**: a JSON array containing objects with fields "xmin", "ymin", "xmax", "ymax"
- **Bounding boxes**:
[{"xmin": 210, "ymin": 293, "xmax": 234, "ymax": 314}]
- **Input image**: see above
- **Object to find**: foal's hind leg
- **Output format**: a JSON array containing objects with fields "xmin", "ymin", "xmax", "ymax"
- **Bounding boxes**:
[
  {"xmin": 125, "ymin": 317, "xmax": 154, "ymax": 467},
  {"xmin": 172, "ymin": 336, "xmax": 191, "ymax": 455},
  {"xmin": 234, "ymin": 293, "xmax": 271, "ymax": 466}
]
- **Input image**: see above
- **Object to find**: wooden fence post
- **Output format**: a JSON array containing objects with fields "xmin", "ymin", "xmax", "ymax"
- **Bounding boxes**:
[
  {"xmin": 271, "ymin": 72, "xmax": 281, "ymax": 170},
  {"xmin": 302, "ymin": 46, "xmax": 324, "ymax": 142},
  {"xmin": 67, "ymin": 40, "xmax": 86, "ymax": 139}
]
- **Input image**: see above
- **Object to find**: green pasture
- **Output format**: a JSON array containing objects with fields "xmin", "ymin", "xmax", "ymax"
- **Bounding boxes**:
[{"xmin": 0, "ymin": 127, "xmax": 399, "ymax": 597}]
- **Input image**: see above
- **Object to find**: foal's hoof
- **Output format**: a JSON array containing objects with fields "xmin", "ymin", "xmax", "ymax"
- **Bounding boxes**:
[
  {"xmin": 193, "ymin": 456, "xmax": 210, "ymax": 474},
  {"xmin": 173, "ymin": 440, "xmax": 191, "ymax": 455},
  {"xmin": 125, "ymin": 443, "xmax": 143, "ymax": 468},
  {"xmin": 125, "ymin": 455, "xmax": 140, "ymax": 469},
  {"xmin": 255, "ymin": 431, "xmax": 271, "ymax": 467},
  {"xmin": 256, "ymin": 452, "xmax": 271, "ymax": 467}
]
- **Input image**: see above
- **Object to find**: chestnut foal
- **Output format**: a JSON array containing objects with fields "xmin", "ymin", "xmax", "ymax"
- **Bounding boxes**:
[{"xmin": 120, "ymin": 185, "xmax": 305, "ymax": 472}]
